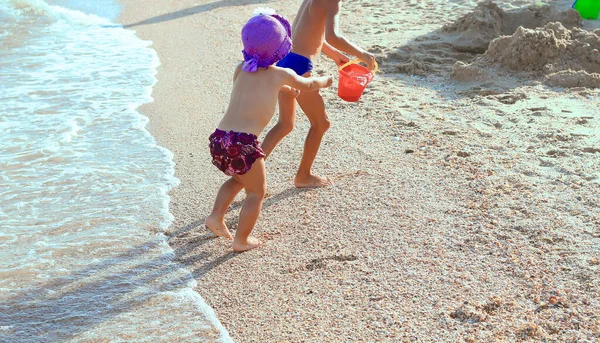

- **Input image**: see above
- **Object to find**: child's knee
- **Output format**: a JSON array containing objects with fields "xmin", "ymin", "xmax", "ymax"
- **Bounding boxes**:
[
  {"xmin": 280, "ymin": 120, "xmax": 295, "ymax": 135},
  {"xmin": 312, "ymin": 117, "xmax": 330, "ymax": 133},
  {"xmin": 279, "ymin": 88, "xmax": 296, "ymax": 98},
  {"xmin": 246, "ymin": 184, "xmax": 267, "ymax": 199}
]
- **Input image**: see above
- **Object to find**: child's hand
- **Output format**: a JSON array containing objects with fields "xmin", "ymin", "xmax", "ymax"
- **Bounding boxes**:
[
  {"xmin": 359, "ymin": 50, "xmax": 376, "ymax": 71},
  {"xmin": 324, "ymin": 75, "xmax": 334, "ymax": 88},
  {"xmin": 314, "ymin": 75, "xmax": 333, "ymax": 89},
  {"xmin": 281, "ymin": 85, "xmax": 301, "ymax": 98},
  {"xmin": 333, "ymin": 51, "xmax": 350, "ymax": 67}
]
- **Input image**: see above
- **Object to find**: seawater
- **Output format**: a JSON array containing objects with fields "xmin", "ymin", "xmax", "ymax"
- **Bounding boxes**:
[{"xmin": 0, "ymin": 1, "xmax": 232, "ymax": 341}]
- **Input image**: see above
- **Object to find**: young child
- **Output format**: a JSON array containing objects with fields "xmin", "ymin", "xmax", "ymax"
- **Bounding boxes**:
[
  {"xmin": 205, "ymin": 10, "xmax": 333, "ymax": 252},
  {"xmin": 259, "ymin": 0, "xmax": 377, "ymax": 188}
]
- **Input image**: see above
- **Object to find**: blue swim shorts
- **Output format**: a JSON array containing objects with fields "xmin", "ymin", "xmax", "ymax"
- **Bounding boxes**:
[{"xmin": 276, "ymin": 52, "xmax": 313, "ymax": 76}]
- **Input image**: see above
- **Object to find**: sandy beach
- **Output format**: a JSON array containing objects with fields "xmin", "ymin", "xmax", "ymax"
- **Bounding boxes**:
[{"xmin": 119, "ymin": 0, "xmax": 599, "ymax": 341}]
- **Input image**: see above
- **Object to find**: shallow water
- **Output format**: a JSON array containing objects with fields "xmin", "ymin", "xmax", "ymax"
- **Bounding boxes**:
[{"xmin": 0, "ymin": 0, "xmax": 232, "ymax": 341}]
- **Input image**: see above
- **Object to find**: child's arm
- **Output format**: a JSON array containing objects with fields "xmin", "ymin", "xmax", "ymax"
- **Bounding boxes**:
[
  {"xmin": 321, "ymin": 41, "xmax": 350, "ymax": 67},
  {"xmin": 322, "ymin": 0, "xmax": 375, "ymax": 70},
  {"xmin": 280, "ymin": 68, "xmax": 333, "ymax": 92}
]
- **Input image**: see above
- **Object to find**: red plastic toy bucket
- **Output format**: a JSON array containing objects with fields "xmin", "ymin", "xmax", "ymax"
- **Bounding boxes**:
[{"xmin": 337, "ymin": 59, "xmax": 378, "ymax": 102}]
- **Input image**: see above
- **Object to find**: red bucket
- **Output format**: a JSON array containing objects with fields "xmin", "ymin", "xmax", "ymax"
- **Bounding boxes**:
[{"xmin": 337, "ymin": 59, "xmax": 378, "ymax": 102}]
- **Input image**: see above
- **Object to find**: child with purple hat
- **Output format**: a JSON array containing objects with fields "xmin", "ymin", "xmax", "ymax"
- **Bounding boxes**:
[{"xmin": 205, "ymin": 9, "xmax": 333, "ymax": 252}]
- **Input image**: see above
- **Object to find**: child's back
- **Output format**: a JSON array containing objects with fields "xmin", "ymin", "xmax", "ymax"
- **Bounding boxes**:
[
  {"xmin": 219, "ymin": 65, "xmax": 295, "ymax": 136},
  {"xmin": 287, "ymin": 0, "xmax": 326, "ymax": 61},
  {"xmin": 220, "ymin": 62, "xmax": 331, "ymax": 138}
]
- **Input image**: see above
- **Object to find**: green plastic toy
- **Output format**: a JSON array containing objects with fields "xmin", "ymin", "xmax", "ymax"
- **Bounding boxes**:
[{"xmin": 572, "ymin": 0, "xmax": 600, "ymax": 20}]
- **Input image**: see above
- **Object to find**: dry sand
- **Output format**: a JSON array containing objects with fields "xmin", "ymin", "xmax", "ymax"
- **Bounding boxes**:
[{"xmin": 120, "ymin": 0, "xmax": 600, "ymax": 342}]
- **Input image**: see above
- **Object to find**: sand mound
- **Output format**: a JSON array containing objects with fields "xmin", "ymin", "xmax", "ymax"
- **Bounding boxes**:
[
  {"xmin": 442, "ymin": 1, "xmax": 581, "ymax": 53},
  {"xmin": 546, "ymin": 70, "xmax": 600, "ymax": 88},
  {"xmin": 383, "ymin": 1, "xmax": 582, "ymax": 77},
  {"xmin": 452, "ymin": 23, "xmax": 600, "ymax": 88}
]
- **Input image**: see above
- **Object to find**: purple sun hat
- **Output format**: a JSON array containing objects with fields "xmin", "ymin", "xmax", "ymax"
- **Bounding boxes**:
[{"xmin": 241, "ymin": 8, "xmax": 292, "ymax": 73}]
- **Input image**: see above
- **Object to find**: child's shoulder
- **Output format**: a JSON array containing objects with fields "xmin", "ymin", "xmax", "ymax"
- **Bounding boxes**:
[
  {"xmin": 269, "ymin": 65, "xmax": 302, "ymax": 83},
  {"xmin": 259, "ymin": 65, "xmax": 295, "ymax": 79},
  {"xmin": 268, "ymin": 64, "xmax": 291, "ymax": 74},
  {"xmin": 233, "ymin": 63, "xmax": 293, "ymax": 83}
]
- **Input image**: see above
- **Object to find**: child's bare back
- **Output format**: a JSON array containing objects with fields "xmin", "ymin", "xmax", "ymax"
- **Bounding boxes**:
[{"xmin": 218, "ymin": 63, "xmax": 331, "ymax": 137}]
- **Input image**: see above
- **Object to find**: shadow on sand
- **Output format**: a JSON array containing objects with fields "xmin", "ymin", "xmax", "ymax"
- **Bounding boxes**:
[{"xmin": 123, "ymin": 0, "xmax": 274, "ymax": 28}]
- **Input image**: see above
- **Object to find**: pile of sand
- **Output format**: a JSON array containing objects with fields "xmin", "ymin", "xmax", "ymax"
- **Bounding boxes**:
[
  {"xmin": 383, "ymin": 1, "xmax": 583, "ymax": 77},
  {"xmin": 442, "ymin": 1, "xmax": 581, "ymax": 53},
  {"xmin": 452, "ymin": 22, "xmax": 600, "ymax": 88}
]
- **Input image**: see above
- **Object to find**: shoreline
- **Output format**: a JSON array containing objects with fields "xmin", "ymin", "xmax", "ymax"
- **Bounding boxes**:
[{"xmin": 119, "ymin": 0, "xmax": 600, "ymax": 342}]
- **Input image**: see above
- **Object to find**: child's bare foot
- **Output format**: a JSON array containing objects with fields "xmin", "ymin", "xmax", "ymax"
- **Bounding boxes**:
[
  {"xmin": 294, "ymin": 174, "xmax": 332, "ymax": 188},
  {"xmin": 205, "ymin": 216, "xmax": 233, "ymax": 240},
  {"xmin": 232, "ymin": 236, "xmax": 261, "ymax": 252}
]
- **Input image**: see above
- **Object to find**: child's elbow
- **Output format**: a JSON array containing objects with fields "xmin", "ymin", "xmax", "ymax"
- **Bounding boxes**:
[{"xmin": 325, "ymin": 31, "xmax": 342, "ymax": 45}]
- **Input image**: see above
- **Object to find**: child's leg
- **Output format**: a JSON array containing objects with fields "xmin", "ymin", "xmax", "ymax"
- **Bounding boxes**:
[
  {"xmin": 260, "ymin": 90, "xmax": 297, "ymax": 158},
  {"xmin": 294, "ymin": 89, "xmax": 332, "ymax": 188},
  {"xmin": 231, "ymin": 158, "xmax": 266, "ymax": 252},
  {"xmin": 205, "ymin": 177, "xmax": 243, "ymax": 240}
]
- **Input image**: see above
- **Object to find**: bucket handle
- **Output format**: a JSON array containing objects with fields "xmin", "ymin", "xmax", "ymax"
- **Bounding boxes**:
[{"xmin": 338, "ymin": 58, "xmax": 379, "ymax": 74}]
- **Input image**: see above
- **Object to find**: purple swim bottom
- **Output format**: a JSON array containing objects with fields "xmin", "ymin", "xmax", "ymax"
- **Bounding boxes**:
[{"xmin": 208, "ymin": 129, "xmax": 265, "ymax": 176}]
